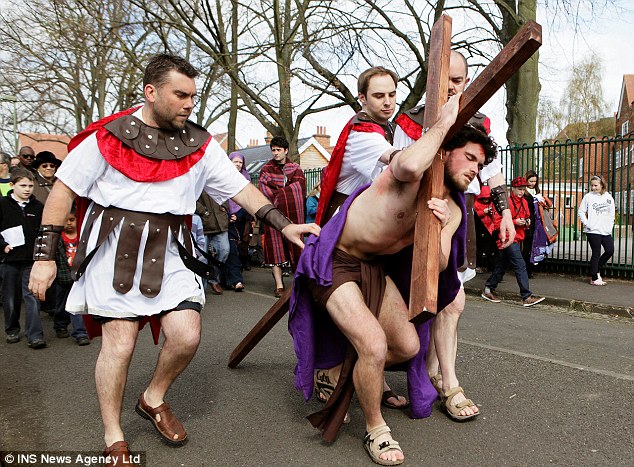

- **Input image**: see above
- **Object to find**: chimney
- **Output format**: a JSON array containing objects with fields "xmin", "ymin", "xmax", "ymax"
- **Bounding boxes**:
[
  {"xmin": 313, "ymin": 125, "xmax": 331, "ymax": 150},
  {"xmin": 264, "ymin": 131, "xmax": 274, "ymax": 145},
  {"xmin": 247, "ymin": 138, "xmax": 259, "ymax": 147}
]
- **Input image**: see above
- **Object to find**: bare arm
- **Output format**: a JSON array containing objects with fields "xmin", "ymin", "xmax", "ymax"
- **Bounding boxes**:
[
  {"xmin": 230, "ymin": 183, "xmax": 320, "ymax": 248},
  {"xmin": 488, "ymin": 172, "xmax": 515, "ymax": 247},
  {"xmin": 389, "ymin": 94, "xmax": 460, "ymax": 183},
  {"xmin": 28, "ymin": 180, "xmax": 77, "ymax": 300}
]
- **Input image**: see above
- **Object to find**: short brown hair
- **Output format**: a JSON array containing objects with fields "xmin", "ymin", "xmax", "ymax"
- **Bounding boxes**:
[
  {"xmin": 143, "ymin": 54, "xmax": 199, "ymax": 89},
  {"xmin": 357, "ymin": 66, "xmax": 398, "ymax": 96},
  {"xmin": 10, "ymin": 167, "xmax": 35, "ymax": 183}
]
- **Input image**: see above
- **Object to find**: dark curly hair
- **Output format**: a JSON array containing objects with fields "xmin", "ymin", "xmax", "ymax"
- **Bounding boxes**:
[
  {"xmin": 270, "ymin": 136, "xmax": 289, "ymax": 150},
  {"xmin": 443, "ymin": 123, "xmax": 497, "ymax": 166}
]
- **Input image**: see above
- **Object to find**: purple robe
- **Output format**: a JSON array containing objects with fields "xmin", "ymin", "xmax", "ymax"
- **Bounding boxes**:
[{"xmin": 288, "ymin": 185, "xmax": 466, "ymax": 419}]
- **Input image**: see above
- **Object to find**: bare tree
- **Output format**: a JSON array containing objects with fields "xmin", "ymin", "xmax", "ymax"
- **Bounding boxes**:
[
  {"xmin": 0, "ymin": 0, "xmax": 156, "ymax": 138},
  {"xmin": 560, "ymin": 53, "xmax": 609, "ymax": 138}
]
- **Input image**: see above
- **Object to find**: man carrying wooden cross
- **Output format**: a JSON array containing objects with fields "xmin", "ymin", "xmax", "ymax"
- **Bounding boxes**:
[
  {"xmin": 289, "ymin": 94, "xmax": 498, "ymax": 465},
  {"xmin": 392, "ymin": 49, "xmax": 514, "ymax": 420}
]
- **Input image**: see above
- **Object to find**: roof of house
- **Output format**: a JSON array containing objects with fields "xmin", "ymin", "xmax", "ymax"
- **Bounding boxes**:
[{"xmin": 617, "ymin": 74, "xmax": 634, "ymax": 120}]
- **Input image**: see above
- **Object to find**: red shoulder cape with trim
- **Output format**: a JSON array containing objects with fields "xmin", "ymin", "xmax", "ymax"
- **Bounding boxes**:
[
  {"xmin": 70, "ymin": 107, "xmax": 209, "ymax": 344},
  {"xmin": 394, "ymin": 111, "xmax": 491, "ymax": 140},
  {"xmin": 315, "ymin": 116, "xmax": 386, "ymax": 225}
]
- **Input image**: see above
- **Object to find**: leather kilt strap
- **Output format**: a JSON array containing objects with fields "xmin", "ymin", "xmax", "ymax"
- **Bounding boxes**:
[{"xmin": 72, "ymin": 204, "xmax": 222, "ymax": 298}]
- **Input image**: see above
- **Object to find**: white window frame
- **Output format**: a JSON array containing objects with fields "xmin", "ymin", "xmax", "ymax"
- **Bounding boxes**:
[{"xmin": 622, "ymin": 120, "xmax": 629, "ymax": 135}]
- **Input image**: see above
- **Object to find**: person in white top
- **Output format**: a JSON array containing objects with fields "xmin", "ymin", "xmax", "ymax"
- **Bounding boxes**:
[
  {"xmin": 578, "ymin": 174, "xmax": 615, "ymax": 285},
  {"xmin": 28, "ymin": 54, "xmax": 318, "ymax": 465}
]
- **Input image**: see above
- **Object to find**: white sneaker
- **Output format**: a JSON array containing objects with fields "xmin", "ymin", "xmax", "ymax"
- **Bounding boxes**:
[{"xmin": 590, "ymin": 278, "xmax": 606, "ymax": 286}]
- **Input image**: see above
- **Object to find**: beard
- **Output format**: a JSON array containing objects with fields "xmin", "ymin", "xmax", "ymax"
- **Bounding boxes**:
[
  {"xmin": 444, "ymin": 168, "xmax": 472, "ymax": 192},
  {"xmin": 151, "ymin": 104, "xmax": 187, "ymax": 130}
]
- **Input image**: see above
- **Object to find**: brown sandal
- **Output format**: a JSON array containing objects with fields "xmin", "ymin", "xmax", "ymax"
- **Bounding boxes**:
[
  {"xmin": 135, "ymin": 393, "xmax": 188, "ymax": 445},
  {"xmin": 381, "ymin": 390, "xmax": 409, "ymax": 410},
  {"xmin": 104, "ymin": 441, "xmax": 138, "ymax": 466}
]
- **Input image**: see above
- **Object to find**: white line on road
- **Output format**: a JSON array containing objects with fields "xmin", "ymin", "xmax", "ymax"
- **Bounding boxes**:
[
  {"xmin": 460, "ymin": 339, "xmax": 634, "ymax": 381},
  {"xmin": 244, "ymin": 290, "xmax": 277, "ymax": 300}
]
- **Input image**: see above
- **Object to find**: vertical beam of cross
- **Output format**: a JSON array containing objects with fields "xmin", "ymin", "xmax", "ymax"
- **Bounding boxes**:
[{"xmin": 408, "ymin": 15, "xmax": 452, "ymax": 323}]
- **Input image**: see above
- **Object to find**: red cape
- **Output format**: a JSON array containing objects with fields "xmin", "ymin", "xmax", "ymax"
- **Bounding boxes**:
[
  {"xmin": 315, "ymin": 116, "xmax": 386, "ymax": 225},
  {"xmin": 394, "ymin": 110, "xmax": 491, "ymax": 140}
]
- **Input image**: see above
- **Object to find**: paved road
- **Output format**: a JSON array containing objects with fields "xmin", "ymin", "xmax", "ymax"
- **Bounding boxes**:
[{"xmin": 1, "ymin": 268, "xmax": 633, "ymax": 466}]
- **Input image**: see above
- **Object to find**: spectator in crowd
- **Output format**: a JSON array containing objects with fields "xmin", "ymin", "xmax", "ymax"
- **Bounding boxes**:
[
  {"xmin": 258, "ymin": 137, "xmax": 306, "ymax": 297},
  {"xmin": 0, "ymin": 151, "xmax": 12, "ymax": 195},
  {"xmin": 578, "ymin": 174, "xmax": 615, "ymax": 285},
  {"xmin": 305, "ymin": 182, "xmax": 320, "ymax": 224},
  {"xmin": 473, "ymin": 185, "xmax": 497, "ymax": 272},
  {"xmin": 16, "ymin": 146, "xmax": 36, "ymax": 173},
  {"xmin": 225, "ymin": 152, "xmax": 252, "ymax": 292},
  {"xmin": 10, "ymin": 156, "xmax": 20, "ymax": 168},
  {"xmin": 32, "ymin": 151, "xmax": 62, "ymax": 204},
  {"xmin": 482, "ymin": 177, "xmax": 545, "ymax": 307},
  {"xmin": 53, "ymin": 207, "xmax": 90, "ymax": 345},
  {"xmin": 1, "ymin": 168, "xmax": 45, "ymax": 347},
  {"xmin": 195, "ymin": 192, "xmax": 229, "ymax": 295},
  {"xmin": 190, "ymin": 213, "xmax": 206, "ymax": 260},
  {"xmin": 522, "ymin": 170, "xmax": 540, "ymax": 277}
]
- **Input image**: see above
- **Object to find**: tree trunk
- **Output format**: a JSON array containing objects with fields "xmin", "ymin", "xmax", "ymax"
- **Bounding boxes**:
[
  {"xmin": 500, "ymin": 0, "xmax": 540, "ymax": 176},
  {"xmin": 227, "ymin": 0, "xmax": 238, "ymax": 154}
]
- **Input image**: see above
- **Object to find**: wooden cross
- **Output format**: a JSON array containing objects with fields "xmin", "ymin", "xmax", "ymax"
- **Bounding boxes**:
[
  {"xmin": 228, "ymin": 16, "xmax": 542, "ymax": 367},
  {"xmin": 409, "ymin": 16, "xmax": 542, "ymax": 323}
]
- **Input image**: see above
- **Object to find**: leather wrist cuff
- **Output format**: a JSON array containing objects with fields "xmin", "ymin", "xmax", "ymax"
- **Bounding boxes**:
[
  {"xmin": 33, "ymin": 225, "xmax": 63, "ymax": 261},
  {"xmin": 491, "ymin": 185, "xmax": 509, "ymax": 214},
  {"xmin": 256, "ymin": 204, "xmax": 292, "ymax": 232}
]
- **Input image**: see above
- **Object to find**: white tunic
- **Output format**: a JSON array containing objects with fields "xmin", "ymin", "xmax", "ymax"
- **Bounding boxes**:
[
  {"xmin": 336, "ymin": 130, "xmax": 392, "ymax": 195},
  {"xmin": 56, "ymin": 110, "xmax": 249, "ymax": 318}
]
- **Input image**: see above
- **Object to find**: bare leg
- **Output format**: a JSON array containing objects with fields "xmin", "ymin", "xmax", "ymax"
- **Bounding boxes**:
[
  {"xmin": 326, "ymin": 278, "xmax": 417, "ymax": 463},
  {"xmin": 272, "ymin": 265, "xmax": 284, "ymax": 289},
  {"xmin": 431, "ymin": 289, "xmax": 478, "ymax": 416},
  {"xmin": 96, "ymin": 319, "xmax": 140, "ymax": 447},
  {"xmin": 143, "ymin": 309, "xmax": 201, "ymax": 408}
]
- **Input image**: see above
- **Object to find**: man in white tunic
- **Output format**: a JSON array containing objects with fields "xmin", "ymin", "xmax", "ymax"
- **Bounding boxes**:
[{"xmin": 29, "ymin": 54, "xmax": 318, "ymax": 466}]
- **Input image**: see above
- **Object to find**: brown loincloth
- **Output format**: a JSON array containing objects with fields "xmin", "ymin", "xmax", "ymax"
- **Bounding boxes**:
[{"xmin": 306, "ymin": 248, "xmax": 387, "ymax": 442}]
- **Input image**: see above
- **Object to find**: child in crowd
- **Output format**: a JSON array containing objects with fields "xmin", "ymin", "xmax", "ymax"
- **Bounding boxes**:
[
  {"xmin": 0, "ymin": 168, "xmax": 46, "ymax": 348},
  {"xmin": 305, "ymin": 182, "xmax": 320, "ymax": 225},
  {"xmin": 578, "ymin": 175, "xmax": 615, "ymax": 285},
  {"xmin": 482, "ymin": 177, "xmax": 545, "ymax": 307},
  {"xmin": 473, "ymin": 185, "xmax": 497, "ymax": 272},
  {"xmin": 53, "ymin": 208, "xmax": 90, "ymax": 345}
]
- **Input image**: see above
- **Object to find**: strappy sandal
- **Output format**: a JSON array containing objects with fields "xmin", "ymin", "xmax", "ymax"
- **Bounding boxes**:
[
  {"xmin": 429, "ymin": 373, "xmax": 443, "ymax": 396},
  {"xmin": 364, "ymin": 424, "xmax": 404, "ymax": 466},
  {"xmin": 314, "ymin": 368, "xmax": 336, "ymax": 403},
  {"xmin": 440, "ymin": 386, "xmax": 480, "ymax": 422},
  {"xmin": 313, "ymin": 369, "xmax": 351, "ymax": 423}
]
